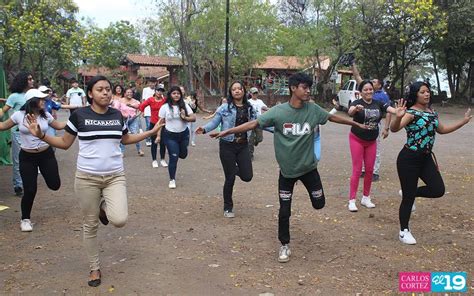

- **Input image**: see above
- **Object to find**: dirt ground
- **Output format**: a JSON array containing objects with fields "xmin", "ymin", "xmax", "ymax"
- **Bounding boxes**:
[{"xmin": 0, "ymin": 106, "xmax": 473, "ymax": 295}]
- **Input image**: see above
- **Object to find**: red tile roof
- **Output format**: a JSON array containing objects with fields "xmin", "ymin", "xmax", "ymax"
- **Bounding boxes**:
[
  {"xmin": 125, "ymin": 54, "xmax": 183, "ymax": 66},
  {"xmin": 254, "ymin": 56, "xmax": 330, "ymax": 70}
]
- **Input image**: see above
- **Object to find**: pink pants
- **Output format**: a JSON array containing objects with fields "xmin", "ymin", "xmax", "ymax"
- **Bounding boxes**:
[{"xmin": 349, "ymin": 132, "xmax": 377, "ymax": 200}]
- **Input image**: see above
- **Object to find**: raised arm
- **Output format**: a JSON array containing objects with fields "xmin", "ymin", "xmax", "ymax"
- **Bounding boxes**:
[
  {"xmin": 436, "ymin": 108, "xmax": 472, "ymax": 134},
  {"xmin": 0, "ymin": 118, "xmax": 15, "ymax": 131},
  {"xmin": 210, "ymin": 120, "xmax": 259, "ymax": 138},
  {"xmin": 26, "ymin": 114, "xmax": 76, "ymax": 149},
  {"xmin": 351, "ymin": 62, "xmax": 363, "ymax": 85},
  {"xmin": 328, "ymin": 113, "xmax": 366, "ymax": 129},
  {"xmin": 50, "ymin": 120, "xmax": 67, "ymax": 130},
  {"xmin": 121, "ymin": 120, "xmax": 164, "ymax": 145}
]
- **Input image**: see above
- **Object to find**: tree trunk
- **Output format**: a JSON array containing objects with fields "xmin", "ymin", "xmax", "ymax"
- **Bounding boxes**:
[{"xmin": 432, "ymin": 50, "xmax": 441, "ymax": 94}]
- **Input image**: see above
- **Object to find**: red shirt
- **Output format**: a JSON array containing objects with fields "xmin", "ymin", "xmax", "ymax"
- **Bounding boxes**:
[{"xmin": 139, "ymin": 97, "xmax": 166, "ymax": 124}]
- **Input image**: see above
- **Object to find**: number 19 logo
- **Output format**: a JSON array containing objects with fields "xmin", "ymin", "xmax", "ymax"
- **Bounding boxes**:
[{"xmin": 431, "ymin": 272, "xmax": 467, "ymax": 292}]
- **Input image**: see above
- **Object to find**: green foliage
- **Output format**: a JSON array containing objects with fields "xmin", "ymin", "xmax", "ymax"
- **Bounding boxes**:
[
  {"xmin": 0, "ymin": 0, "xmax": 82, "ymax": 80},
  {"xmin": 81, "ymin": 21, "xmax": 142, "ymax": 68}
]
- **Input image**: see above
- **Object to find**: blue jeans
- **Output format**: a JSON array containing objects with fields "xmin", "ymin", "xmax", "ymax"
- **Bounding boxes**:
[
  {"xmin": 120, "ymin": 117, "xmax": 141, "ymax": 153},
  {"xmin": 144, "ymin": 116, "xmax": 151, "ymax": 143},
  {"xmin": 11, "ymin": 130, "xmax": 23, "ymax": 189},
  {"xmin": 163, "ymin": 128, "xmax": 189, "ymax": 180}
]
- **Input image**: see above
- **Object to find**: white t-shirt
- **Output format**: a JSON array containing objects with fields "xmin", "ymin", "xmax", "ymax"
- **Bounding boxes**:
[
  {"xmin": 142, "ymin": 87, "xmax": 155, "ymax": 117},
  {"xmin": 10, "ymin": 111, "xmax": 54, "ymax": 150},
  {"xmin": 248, "ymin": 98, "xmax": 267, "ymax": 116},
  {"xmin": 159, "ymin": 103, "xmax": 193, "ymax": 133},
  {"xmin": 66, "ymin": 87, "xmax": 85, "ymax": 106}
]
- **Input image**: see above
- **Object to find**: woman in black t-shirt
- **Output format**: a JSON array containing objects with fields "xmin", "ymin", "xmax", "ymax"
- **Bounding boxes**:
[{"xmin": 347, "ymin": 80, "xmax": 397, "ymax": 212}]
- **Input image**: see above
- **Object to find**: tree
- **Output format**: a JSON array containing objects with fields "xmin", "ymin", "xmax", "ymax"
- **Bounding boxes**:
[
  {"xmin": 81, "ymin": 21, "xmax": 142, "ymax": 69},
  {"xmin": 433, "ymin": 0, "xmax": 473, "ymax": 101},
  {"xmin": 146, "ymin": 0, "xmax": 278, "ymax": 94},
  {"xmin": 0, "ymin": 0, "xmax": 82, "ymax": 82}
]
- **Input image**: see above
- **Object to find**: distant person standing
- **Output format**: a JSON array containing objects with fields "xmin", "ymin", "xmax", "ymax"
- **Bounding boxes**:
[
  {"xmin": 247, "ymin": 87, "xmax": 268, "ymax": 160},
  {"xmin": 142, "ymin": 79, "xmax": 157, "ymax": 146},
  {"xmin": 0, "ymin": 71, "xmax": 35, "ymax": 196},
  {"xmin": 66, "ymin": 79, "xmax": 86, "ymax": 114},
  {"xmin": 352, "ymin": 62, "xmax": 391, "ymax": 182}
]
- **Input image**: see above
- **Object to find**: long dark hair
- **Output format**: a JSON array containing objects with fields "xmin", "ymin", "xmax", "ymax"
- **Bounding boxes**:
[
  {"xmin": 86, "ymin": 75, "xmax": 112, "ymax": 105},
  {"xmin": 9, "ymin": 71, "xmax": 32, "ymax": 93},
  {"xmin": 406, "ymin": 81, "xmax": 430, "ymax": 108},
  {"xmin": 113, "ymin": 84, "xmax": 124, "ymax": 97},
  {"xmin": 227, "ymin": 81, "xmax": 252, "ymax": 114},
  {"xmin": 20, "ymin": 98, "xmax": 47, "ymax": 119},
  {"xmin": 166, "ymin": 85, "xmax": 189, "ymax": 116}
]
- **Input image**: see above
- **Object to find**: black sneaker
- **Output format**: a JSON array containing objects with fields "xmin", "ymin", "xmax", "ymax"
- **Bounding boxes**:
[
  {"xmin": 372, "ymin": 174, "xmax": 380, "ymax": 182},
  {"xmin": 360, "ymin": 172, "xmax": 365, "ymax": 178},
  {"xmin": 99, "ymin": 200, "xmax": 109, "ymax": 225},
  {"xmin": 14, "ymin": 187, "xmax": 23, "ymax": 197}
]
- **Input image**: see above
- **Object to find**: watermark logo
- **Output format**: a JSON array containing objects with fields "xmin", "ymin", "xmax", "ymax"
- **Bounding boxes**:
[
  {"xmin": 399, "ymin": 272, "xmax": 467, "ymax": 293},
  {"xmin": 399, "ymin": 272, "xmax": 431, "ymax": 293},
  {"xmin": 431, "ymin": 272, "xmax": 467, "ymax": 293}
]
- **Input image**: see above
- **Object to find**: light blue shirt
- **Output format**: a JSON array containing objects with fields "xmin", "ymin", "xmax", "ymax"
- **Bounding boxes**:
[
  {"xmin": 6, "ymin": 92, "xmax": 26, "ymax": 113},
  {"xmin": 6, "ymin": 93, "xmax": 26, "ymax": 132}
]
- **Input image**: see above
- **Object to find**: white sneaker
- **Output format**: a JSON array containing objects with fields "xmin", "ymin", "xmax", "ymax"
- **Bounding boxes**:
[
  {"xmin": 278, "ymin": 244, "xmax": 291, "ymax": 263},
  {"xmin": 169, "ymin": 179, "xmax": 176, "ymax": 189},
  {"xmin": 223, "ymin": 210, "xmax": 235, "ymax": 218},
  {"xmin": 361, "ymin": 196, "xmax": 375, "ymax": 208},
  {"xmin": 146, "ymin": 141, "xmax": 152, "ymax": 147},
  {"xmin": 399, "ymin": 229, "xmax": 417, "ymax": 245},
  {"xmin": 152, "ymin": 160, "xmax": 159, "ymax": 168},
  {"xmin": 399, "ymin": 190, "xmax": 416, "ymax": 212},
  {"xmin": 160, "ymin": 159, "xmax": 168, "ymax": 167},
  {"xmin": 20, "ymin": 219, "xmax": 33, "ymax": 232},
  {"xmin": 191, "ymin": 141, "xmax": 196, "ymax": 146},
  {"xmin": 348, "ymin": 200, "xmax": 358, "ymax": 212}
]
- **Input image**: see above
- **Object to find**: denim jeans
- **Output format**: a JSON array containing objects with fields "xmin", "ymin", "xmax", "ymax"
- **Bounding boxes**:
[
  {"xmin": 163, "ymin": 128, "xmax": 189, "ymax": 180},
  {"xmin": 11, "ymin": 130, "xmax": 23, "ymax": 189},
  {"xmin": 120, "ymin": 117, "xmax": 141, "ymax": 153},
  {"xmin": 144, "ymin": 116, "xmax": 151, "ymax": 143}
]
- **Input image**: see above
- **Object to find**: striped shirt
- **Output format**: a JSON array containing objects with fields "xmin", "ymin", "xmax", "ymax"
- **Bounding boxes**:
[{"xmin": 65, "ymin": 106, "xmax": 128, "ymax": 175}]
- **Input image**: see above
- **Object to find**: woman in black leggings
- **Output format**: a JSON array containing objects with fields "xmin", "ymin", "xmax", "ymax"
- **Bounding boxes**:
[
  {"xmin": 390, "ymin": 82, "xmax": 472, "ymax": 244},
  {"xmin": 0, "ymin": 89, "xmax": 65, "ymax": 232}
]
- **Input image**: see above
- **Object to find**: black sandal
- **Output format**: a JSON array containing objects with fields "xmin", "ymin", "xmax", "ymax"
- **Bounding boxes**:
[
  {"xmin": 99, "ymin": 200, "xmax": 109, "ymax": 225},
  {"xmin": 88, "ymin": 269, "xmax": 101, "ymax": 287}
]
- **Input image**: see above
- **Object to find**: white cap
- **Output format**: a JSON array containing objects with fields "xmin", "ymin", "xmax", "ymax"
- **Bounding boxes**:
[
  {"xmin": 25, "ymin": 89, "xmax": 49, "ymax": 101},
  {"xmin": 38, "ymin": 85, "xmax": 51, "ymax": 92}
]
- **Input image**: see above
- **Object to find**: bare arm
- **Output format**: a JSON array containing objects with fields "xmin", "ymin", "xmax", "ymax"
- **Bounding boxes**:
[
  {"xmin": 348, "ymin": 104, "xmax": 364, "ymax": 117},
  {"xmin": 211, "ymin": 120, "xmax": 259, "ymax": 138},
  {"xmin": 121, "ymin": 120, "xmax": 164, "ymax": 145},
  {"xmin": 351, "ymin": 63, "xmax": 363, "ymax": 85},
  {"xmin": 390, "ymin": 99, "xmax": 411, "ymax": 132},
  {"xmin": 0, "ymin": 104, "xmax": 11, "ymax": 117},
  {"xmin": 180, "ymin": 110, "xmax": 196, "ymax": 122},
  {"xmin": 328, "ymin": 113, "xmax": 366, "ymax": 129},
  {"xmin": 81, "ymin": 95, "xmax": 87, "ymax": 106},
  {"xmin": 436, "ymin": 108, "xmax": 472, "ymax": 134},
  {"xmin": 381, "ymin": 113, "xmax": 392, "ymax": 139},
  {"xmin": 0, "ymin": 118, "xmax": 15, "ymax": 131},
  {"xmin": 50, "ymin": 120, "xmax": 67, "ymax": 130}
]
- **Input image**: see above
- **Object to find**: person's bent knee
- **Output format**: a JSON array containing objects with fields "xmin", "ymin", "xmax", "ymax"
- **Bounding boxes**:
[
  {"xmin": 48, "ymin": 181, "xmax": 61, "ymax": 191},
  {"xmin": 110, "ymin": 215, "xmax": 128, "ymax": 228},
  {"xmin": 240, "ymin": 174, "xmax": 253, "ymax": 182},
  {"xmin": 432, "ymin": 185, "xmax": 445, "ymax": 198},
  {"xmin": 311, "ymin": 189, "xmax": 325, "ymax": 209}
]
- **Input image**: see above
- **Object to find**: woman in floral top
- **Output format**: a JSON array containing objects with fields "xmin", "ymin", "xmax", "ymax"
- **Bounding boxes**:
[{"xmin": 390, "ymin": 81, "xmax": 472, "ymax": 245}]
